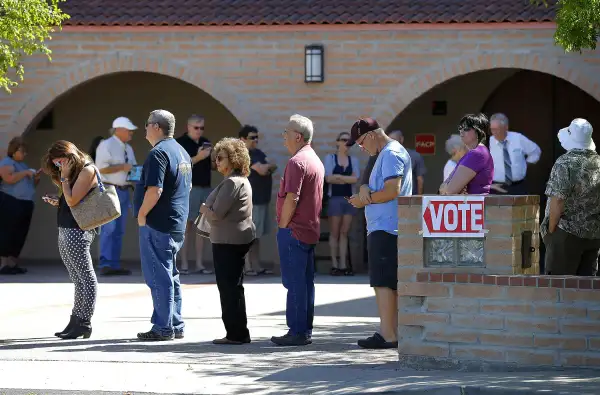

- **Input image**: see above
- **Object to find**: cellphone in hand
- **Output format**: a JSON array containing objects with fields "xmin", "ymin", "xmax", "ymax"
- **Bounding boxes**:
[{"xmin": 202, "ymin": 142, "xmax": 212, "ymax": 149}]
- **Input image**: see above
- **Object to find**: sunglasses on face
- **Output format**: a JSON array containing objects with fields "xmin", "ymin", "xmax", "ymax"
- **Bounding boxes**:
[
  {"xmin": 145, "ymin": 121, "xmax": 156, "ymax": 128},
  {"xmin": 191, "ymin": 125, "xmax": 205, "ymax": 131},
  {"xmin": 338, "ymin": 138, "xmax": 349, "ymax": 142},
  {"xmin": 247, "ymin": 135, "xmax": 259, "ymax": 141},
  {"xmin": 216, "ymin": 155, "xmax": 227, "ymax": 162}
]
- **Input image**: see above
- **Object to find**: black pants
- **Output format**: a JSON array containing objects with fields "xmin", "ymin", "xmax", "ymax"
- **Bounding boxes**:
[
  {"xmin": 0, "ymin": 192, "xmax": 34, "ymax": 258},
  {"xmin": 490, "ymin": 180, "xmax": 528, "ymax": 195},
  {"xmin": 544, "ymin": 228, "xmax": 600, "ymax": 276},
  {"xmin": 213, "ymin": 242, "xmax": 253, "ymax": 341}
]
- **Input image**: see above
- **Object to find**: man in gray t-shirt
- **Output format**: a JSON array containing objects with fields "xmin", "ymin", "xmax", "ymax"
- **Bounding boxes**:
[{"xmin": 389, "ymin": 130, "xmax": 425, "ymax": 195}]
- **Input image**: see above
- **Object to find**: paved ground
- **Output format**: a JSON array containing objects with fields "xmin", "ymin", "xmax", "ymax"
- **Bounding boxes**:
[{"xmin": 1, "ymin": 264, "xmax": 600, "ymax": 394}]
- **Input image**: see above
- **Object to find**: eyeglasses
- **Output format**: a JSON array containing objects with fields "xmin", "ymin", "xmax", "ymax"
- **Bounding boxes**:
[
  {"xmin": 247, "ymin": 136, "xmax": 259, "ymax": 141},
  {"xmin": 356, "ymin": 132, "xmax": 369, "ymax": 147},
  {"xmin": 145, "ymin": 121, "xmax": 156, "ymax": 128},
  {"xmin": 338, "ymin": 138, "xmax": 349, "ymax": 142}
]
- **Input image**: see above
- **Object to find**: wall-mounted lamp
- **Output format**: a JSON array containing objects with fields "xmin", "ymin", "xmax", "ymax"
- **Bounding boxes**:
[{"xmin": 305, "ymin": 44, "xmax": 324, "ymax": 83}]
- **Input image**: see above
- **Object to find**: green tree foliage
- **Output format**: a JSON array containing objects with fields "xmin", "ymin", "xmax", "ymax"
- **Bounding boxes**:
[
  {"xmin": 0, "ymin": 0, "xmax": 69, "ymax": 93},
  {"xmin": 533, "ymin": 0, "xmax": 600, "ymax": 52}
]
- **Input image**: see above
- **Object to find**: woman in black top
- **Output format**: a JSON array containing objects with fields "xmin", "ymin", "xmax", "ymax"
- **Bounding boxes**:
[
  {"xmin": 42, "ymin": 140, "xmax": 99, "ymax": 340},
  {"xmin": 324, "ymin": 132, "xmax": 360, "ymax": 276}
]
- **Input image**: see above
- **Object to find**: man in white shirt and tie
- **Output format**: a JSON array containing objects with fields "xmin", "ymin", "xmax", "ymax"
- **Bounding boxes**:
[
  {"xmin": 489, "ymin": 113, "xmax": 541, "ymax": 195},
  {"xmin": 94, "ymin": 117, "xmax": 138, "ymax": 275}
]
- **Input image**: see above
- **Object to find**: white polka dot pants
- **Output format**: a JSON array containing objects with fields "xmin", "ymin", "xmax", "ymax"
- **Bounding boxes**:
[{"xmin": 58, "ymin": 227, "xmax": 98, "ymax": 321}]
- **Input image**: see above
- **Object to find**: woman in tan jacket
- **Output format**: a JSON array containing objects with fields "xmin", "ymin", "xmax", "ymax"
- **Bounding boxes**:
[{"xmin": 199, "ymin": 137, "xmax": 256, "ymax": 345}]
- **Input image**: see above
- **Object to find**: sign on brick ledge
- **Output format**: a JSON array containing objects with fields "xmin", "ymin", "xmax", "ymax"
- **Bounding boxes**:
[{"xmin": 422, "ymin": 196, "xmax": 485, "ymax": 238}]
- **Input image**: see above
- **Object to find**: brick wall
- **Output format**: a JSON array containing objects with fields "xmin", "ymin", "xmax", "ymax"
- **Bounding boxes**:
[
  {"xmin": 398, "ymin": 195, "xmax": 540, "ymax": 282},
  {"xmin": 398, "ymin": 273, "xmax": 600, "ymax": 370},
  {"xmin": 1, "ymin": 25, "xmax": 600, "ymax": 161}
]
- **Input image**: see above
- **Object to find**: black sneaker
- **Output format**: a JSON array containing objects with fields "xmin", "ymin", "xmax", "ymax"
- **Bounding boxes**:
[
  {"xmin": 136, "ymin": 330, "xmax": 174, "ymax": 341},
  {"xmin": 100, "ymin": 267, "xmax": 132, "ymax": 276},
  {"xmin": 271, "ymin": 333, "xmax": 312, "ymax": 346},
  {"xmin": 357, "ymin": 333, "xmax": 398, "ymax": 349},
  {"xmin": 0, "ymin": 266, "xmax": 17, "ymax": 275},
  {"xmin": 174, "ymin": 331, "xmax": 184, "ymax": 339}
]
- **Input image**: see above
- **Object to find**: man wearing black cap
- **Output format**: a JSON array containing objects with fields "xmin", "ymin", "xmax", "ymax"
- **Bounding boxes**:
[{"xmin": 346, "ymin": 118, "xmax": 413, "ymax": 349}]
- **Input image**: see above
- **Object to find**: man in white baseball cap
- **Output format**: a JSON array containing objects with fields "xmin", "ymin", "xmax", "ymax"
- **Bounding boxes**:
[
  {"xmin": 94, "ymin": 116, "xmax": 138, "ymax": 276},
  {"xmin": 543, "ymin": 118, "xmax": 600, "ymax": 276}
]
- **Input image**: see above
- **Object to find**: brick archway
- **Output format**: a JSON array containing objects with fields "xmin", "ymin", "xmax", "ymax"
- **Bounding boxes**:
[
  {"xmin": 373, "ymin": 53, "xmax": 600, "ymax": 128},
  {"xmin": 8, "ymin": 52, "xmax": 260, "ymax": 138}
]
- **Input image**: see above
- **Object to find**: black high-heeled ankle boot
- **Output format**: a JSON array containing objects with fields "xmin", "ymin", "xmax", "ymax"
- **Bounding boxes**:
[
  {"xmin": 58, "ymin": 316, "xmax": 92, "ymax": 340},
  {"xmin": 54, "ymin": 315, "xmax": 76, "ymax": 337}
]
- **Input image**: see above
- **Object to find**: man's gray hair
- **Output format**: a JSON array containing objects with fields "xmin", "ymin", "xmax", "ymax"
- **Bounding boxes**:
[
  {"xmin": 490, "ymin": 113, "xmax": 509, "ymax": 127},
  {"xmin": 149, "ymin": 109, "xmax": 176, "ymax": 137},
  {"xmin": 445, "ymin": 134, "xmax": 465, "ymax": 155},
  {"xmin": 288, "ymin": 114, "xmax": 314, "ymax": 143},
  {"xmin": 187, "ymin": 114, "xmax": 204, "ymax": 124}
]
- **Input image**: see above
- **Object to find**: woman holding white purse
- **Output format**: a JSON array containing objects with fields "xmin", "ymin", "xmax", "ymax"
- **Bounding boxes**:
[
  {"xmin": 42, "ymin": 140, "xmax": 101, "ymax": 340},
  {"xmin": 198, "ymin": 137, "xmax": 256, "ymax": 345}
]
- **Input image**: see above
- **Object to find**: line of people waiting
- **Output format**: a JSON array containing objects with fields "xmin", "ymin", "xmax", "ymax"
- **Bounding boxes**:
[{"xmin": 1, "ymin": 110, "xmax": 599, "ymax": 348}]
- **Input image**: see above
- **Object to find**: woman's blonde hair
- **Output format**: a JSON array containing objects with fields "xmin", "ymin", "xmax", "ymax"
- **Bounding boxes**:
[
  {"xmin": 213, "ymin": 137, "xmax": 251, "ymax": 177},
  {"xmin": 41, "ymin": 140, "xmax": 92, "ymax": 191}
]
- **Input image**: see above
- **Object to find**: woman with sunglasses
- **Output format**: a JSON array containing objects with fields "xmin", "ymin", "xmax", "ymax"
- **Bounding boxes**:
[
  {"xmin": 42, "ymin": 140, "xmax": 100, "ymax": 339},
  {"xmin": 439, "ymin": 114, "xmax": 494, "ymax": 195},
  {"xmin": 324, "ymin": 132, "xmax": 360, "ymax": 276},
  {"xmin": 199, "ymin": 137, "xmax": 255, "ymax": 345}
]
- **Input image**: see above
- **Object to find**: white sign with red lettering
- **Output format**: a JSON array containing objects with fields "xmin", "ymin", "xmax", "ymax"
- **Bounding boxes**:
[{"xmin": 421, "ymin": 196, "xmax": 485, "ymax": 238}]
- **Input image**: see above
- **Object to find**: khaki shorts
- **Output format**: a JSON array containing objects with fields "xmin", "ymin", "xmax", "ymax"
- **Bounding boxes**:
[
  {"xmin": 188, "ymin": 186, "xmax": 212, "ymax": 222},
  {"xmin": 252, "ymin": 204, "xmax": 271, "ymax": 239}
]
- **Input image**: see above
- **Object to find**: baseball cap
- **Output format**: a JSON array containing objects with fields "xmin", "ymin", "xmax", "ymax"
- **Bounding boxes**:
[
  {"xmin": 558, "ymin": 118, "xmax": 595, "ymax": 151},
  {"xmin": 346, "ymin": 117, "xmax": 380, "ymax": 147},
  {"xmin": 112, "ymin": 117, "xmax": 137, "ymax": 131}
]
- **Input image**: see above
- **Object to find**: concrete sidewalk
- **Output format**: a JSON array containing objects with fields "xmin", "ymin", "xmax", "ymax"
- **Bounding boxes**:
[{"xmin": 0, "ymin": 268, "xmax": 599, "ymax": 394}]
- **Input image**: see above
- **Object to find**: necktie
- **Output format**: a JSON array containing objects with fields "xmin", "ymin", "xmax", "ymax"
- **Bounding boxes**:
[{"xmin": 502, "ymin": 140, "xmax": 512, "ymax": 183}]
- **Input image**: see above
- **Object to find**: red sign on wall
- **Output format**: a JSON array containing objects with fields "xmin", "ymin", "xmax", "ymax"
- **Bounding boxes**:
[
  {"xmin": 422, "ymin": 196, "xmax": 485, "ymax": 238},
  {"xmin": 415, "ymin": 134, "xmax": 436, "ymax": 155}
]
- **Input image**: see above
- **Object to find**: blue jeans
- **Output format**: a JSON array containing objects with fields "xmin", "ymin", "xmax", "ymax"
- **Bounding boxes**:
[
  {"xmin": 139, "ymin": 225, "xmax": 185, "ymax": 336},
  {"xmin": 99, "ymin": 188, "xmax": 130, "ymax": 269},
  {"xmin": 276, "ymin": 228, "xmax": 315, "ymax": 336}
]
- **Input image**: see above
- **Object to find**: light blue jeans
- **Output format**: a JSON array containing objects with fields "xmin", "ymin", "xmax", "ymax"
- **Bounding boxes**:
[{"xmin": 139, "ymin": 225, "xmax": 185, "ymax": 336}]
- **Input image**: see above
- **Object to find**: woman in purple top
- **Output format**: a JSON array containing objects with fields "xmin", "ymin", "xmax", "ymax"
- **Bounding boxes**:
[{"xmin": 439, "ymin": 113, "xmax": 494, "ymax": 195}]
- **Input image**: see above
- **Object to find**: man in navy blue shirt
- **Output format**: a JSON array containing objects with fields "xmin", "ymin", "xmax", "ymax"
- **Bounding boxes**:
[{"xmin": 134, "ymin": 109, "xmax": 192, "ymax": 341}]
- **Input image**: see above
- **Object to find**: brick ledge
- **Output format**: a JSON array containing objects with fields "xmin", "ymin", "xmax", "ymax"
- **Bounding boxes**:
[{"xmin": 416, "ymin": 272, "xmax": 600, "ymax": 289}]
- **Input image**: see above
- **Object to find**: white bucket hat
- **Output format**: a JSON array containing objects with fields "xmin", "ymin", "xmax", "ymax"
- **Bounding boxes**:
[
  {"xmin": 111, "ymin": 116, "xmax": 137, "ymax": 131},
  {"xmin": 558, "ymin": 118, "xmax": 595, "ymax": 151}
]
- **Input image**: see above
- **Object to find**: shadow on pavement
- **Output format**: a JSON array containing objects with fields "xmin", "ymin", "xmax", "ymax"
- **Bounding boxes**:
[{"xmin": 249, "ymin": 366, "xmax": 600, "ymax": 395}]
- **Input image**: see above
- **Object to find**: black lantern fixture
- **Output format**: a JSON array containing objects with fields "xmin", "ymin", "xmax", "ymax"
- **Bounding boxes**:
[{"xmin": 305, "ymin": 44, "xmax": 324, "ymax": 83}]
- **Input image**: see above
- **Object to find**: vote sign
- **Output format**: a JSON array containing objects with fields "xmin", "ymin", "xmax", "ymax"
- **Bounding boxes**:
[{"xmin": 422, "ymin": 196, "xmax": 485, "ymax": 238}]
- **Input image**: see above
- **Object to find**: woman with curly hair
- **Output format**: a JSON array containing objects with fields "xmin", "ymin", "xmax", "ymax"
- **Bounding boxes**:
[
  {"xmin": 41, "ymin": 140, "xmax": 100, "ymax": 339},
  {"xmin": 199, "ymin": 137, "xmax": 256, "ymax": 345}
]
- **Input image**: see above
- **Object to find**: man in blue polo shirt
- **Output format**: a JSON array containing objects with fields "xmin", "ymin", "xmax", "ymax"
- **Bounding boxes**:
[
  {"xmin": 347, "ymin": 117, "xmax": 412, "ymax": 350},
  {"xmin": 134, "ymin": 109, "xmax": 192, "ymax": 341}
]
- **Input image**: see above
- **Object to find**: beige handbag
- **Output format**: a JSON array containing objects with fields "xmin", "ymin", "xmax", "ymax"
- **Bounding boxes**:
[
  {"xmin": 194, "ymin": 213, "xmax": 211, "ymax": 238},
  {"xmin": 70, "ymin": 167, "xmax": 121, "ymax": 231}
]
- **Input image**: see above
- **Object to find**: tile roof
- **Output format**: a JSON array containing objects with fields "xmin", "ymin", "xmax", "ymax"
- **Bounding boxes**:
[{"xmin": 61, "ymin": 0, "xmax": 556, "ymax": 26}]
